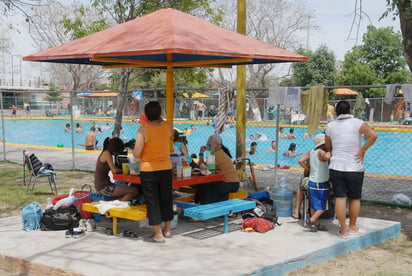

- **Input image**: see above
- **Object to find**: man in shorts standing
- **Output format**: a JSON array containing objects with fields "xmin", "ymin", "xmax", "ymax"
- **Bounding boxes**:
[
  {"xmin": 325, "ymin": 100, "xmax": 377, "ymax": 238},
  {"xmin": 85, "ymin": 127, "xmax": 98, "ymax": 150}
]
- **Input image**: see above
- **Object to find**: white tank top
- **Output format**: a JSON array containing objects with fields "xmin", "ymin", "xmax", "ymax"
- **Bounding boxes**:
[
  {"xmin": 309, "ymin": 149, "xmax": 329, "ymax": 183},
  {"xmin": 325, "ymin": 116, "xmax": 364, "ymax": 172}
]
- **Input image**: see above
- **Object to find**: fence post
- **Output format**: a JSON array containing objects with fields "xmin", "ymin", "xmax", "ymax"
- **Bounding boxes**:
[
  {"xmin": 0, "ymin": 91, "xmax": 6, "ymax": 161},
  {"xmin": 70, "ymin": 91, "xmax": 75, "ymax": 170}
]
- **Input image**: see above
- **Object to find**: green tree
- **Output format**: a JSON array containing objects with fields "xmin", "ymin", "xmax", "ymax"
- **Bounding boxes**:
[
  {"xmin": 292, "ymin": 45, "xmax": 337, "ymax": 86},
  {"xmin": 44, "ymin": 84, "xmax": 63, "ymax": 111},
  {"xmin": 383, "ymin": 0, "xmax": 412, "ymax": 73},
  {"xmin": 337, "ymin": 26, "xmax": 409, "ymax": 96}
]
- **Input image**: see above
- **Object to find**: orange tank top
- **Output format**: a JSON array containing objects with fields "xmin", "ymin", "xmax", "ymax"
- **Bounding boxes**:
[{"xmin": 140, "ymin": 121, "xmax": 172, "ymax": 172}]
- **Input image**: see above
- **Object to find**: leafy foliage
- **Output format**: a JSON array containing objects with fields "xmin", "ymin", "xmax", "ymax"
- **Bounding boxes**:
[
  {"xmin": 292, "ymin": 45, "xmax": 337, "ymax": 87},
  {"xmin": 337, "ymin": 26, "xmax": 410, "ymax": 96}
]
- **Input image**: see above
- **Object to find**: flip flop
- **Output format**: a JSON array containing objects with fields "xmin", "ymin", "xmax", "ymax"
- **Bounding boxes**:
[
  {"xmin": 187, "ymin": 217, "xmax": 204, "ymax": 222},
  {"xmin": 348, "ymin": 227, "xmax": 366, "ymax": 235},
  {"xmin": 143, "ymin": 235, "xmax": 165, "ymax": 243},
  {"xmin": 162, "ymin": 231, "xmax": 172, "ymax": 238},
  {"xmin": 338, "ymin": 230, "xmax": 349, "ymax": 240},
  {"xmin": 291, "ymin": 213, "xmax": 301, "ymax": 220}
]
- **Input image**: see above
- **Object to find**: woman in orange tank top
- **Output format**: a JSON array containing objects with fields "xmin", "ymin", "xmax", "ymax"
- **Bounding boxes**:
[{"xmin": 133, "ymin": 101, "xmax": 174, "ymax": 243}]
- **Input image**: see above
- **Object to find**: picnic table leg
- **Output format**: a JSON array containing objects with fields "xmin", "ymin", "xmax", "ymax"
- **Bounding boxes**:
[
  {"xmin": 223, "ymin": 214, "xmax": 228, "ymax": 234},
  {"xmin": 113, "ymin": 217, "xmax": 118, "ymax": 235}
]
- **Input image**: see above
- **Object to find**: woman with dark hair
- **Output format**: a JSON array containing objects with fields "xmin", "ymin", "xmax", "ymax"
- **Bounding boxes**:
[
  {"xmin": 284, "ymin": 143, "xmax": 303, "ymax": 157},
  {"xmin": 94, "ymin": 137, "xmax": 138, "ymax": 201},
  {"xmin": 325, "ymin": 100, "xmax": 377, "ymax": 238},
  {"xmin": 133, "ymin": 101, "xmax": 174, "ymax": 243}
]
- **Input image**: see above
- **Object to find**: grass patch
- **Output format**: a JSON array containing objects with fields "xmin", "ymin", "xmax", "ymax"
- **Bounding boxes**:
[{"xmin": 0, "ymin": 161, "xmax": 94, "ymax": 217}]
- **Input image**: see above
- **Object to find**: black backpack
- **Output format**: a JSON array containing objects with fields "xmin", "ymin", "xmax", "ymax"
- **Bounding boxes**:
[
  {"xmin": 242, "ymin": 198, "xmax": 280, "ymax": 226},
  {"xmin": 40, "ymin": 205, "xmax": 81, "ymax": 231}
]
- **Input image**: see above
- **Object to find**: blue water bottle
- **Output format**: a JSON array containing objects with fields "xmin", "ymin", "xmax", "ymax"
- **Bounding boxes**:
[{"xmin": 273, "ymin": 177, "xmax": 293, "ymax": 217}]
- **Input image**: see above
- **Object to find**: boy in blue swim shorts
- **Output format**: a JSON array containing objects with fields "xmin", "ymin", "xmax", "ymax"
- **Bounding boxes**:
[{"xmin": 298, "ymin": 133, "xmax": 332, "ymax": 232}]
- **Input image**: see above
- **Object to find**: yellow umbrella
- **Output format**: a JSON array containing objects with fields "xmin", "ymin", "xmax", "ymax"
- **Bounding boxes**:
[{"xmin": 191, "ymin": 92, "xmax": 209, "ymax": 98}]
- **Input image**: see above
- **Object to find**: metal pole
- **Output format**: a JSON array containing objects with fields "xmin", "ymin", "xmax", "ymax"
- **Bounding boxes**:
[
  {"xmin": 273, "ymin": 104, "xmax": 281, "ymax": 187},
  {"xmin": 0, "ymin": 91, "xmax": 6, "ymax": 161},
  {"xmin": 70, "ymin": 91, "xmax": 75, "ymax": 170},
  {"xmin": 11, "ymin": 56, "xmax": 14, "ymax": 87}
]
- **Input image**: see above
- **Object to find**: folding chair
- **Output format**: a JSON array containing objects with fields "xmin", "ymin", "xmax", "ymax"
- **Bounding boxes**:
[{"xmin": 23, "ymin": 150, "xmax": 57, "ymax": 195}]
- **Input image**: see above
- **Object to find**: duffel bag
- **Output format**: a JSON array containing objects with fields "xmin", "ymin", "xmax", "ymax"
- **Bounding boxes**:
[{"xmin": 40, "ymin": 205, "xmax": 81, "ymax": 231}]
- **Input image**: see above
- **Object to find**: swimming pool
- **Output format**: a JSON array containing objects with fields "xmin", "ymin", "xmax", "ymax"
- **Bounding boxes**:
[{"xmin": 1, "ymin": 119, "xmax": 410, "ymax": 177}]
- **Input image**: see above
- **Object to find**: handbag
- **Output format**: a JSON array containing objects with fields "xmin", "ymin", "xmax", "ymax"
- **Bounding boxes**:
[
  {"xmin": 40, "ymin": 205, "xmax": 81, "ymax": 231},
  {"xmin": 73, "ymin": 184, "xmax": 94, "ymax": 219}
]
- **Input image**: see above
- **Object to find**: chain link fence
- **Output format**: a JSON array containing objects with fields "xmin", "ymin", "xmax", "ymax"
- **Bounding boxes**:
[{"xmin": 1, "ymin": 88, "xmax": 411, "ymax": 207}]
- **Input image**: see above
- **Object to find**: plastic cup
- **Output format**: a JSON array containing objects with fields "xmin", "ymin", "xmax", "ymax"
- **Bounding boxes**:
[
  {"xmin": 122, "ymin": 163, "xmax": 129, "ymax": 175},
  {"xmin": 182, "ymin": 167, "xmax": 192, "ymax": 177}
]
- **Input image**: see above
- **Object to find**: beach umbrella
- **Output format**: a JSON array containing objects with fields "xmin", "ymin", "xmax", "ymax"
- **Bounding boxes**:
[
  {"xmin": 333, "ymin": 88, "xmax": 358, "ymax": 99},
  {"xmin": 214, "ymin": 86, "xmax": 232, "ymax": 134},
  {"xmin": 23, "ymin": 8, "xmax": 308, "ymax": 124}
]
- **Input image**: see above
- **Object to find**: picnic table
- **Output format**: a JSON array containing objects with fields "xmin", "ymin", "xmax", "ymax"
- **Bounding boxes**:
[{"xmin": 113, "ymin": 173, "xmax": 225, "ymax": 189}]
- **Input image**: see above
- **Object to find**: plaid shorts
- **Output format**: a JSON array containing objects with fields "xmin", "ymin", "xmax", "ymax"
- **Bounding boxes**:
[{"xmin": 99, "ymin": 184, "xmax": 116, "ymax": 197}]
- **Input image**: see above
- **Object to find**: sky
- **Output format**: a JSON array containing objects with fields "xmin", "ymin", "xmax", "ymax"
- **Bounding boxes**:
[
  {"xmin": 307, "ymin": 0, "xmax": 400, "ymax": 60},
  {"xmin": 2, "ymin": 0, "xmax": 402, "ymax": 86}
]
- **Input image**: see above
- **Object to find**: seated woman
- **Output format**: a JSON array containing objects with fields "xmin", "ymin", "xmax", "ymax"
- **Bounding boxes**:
[
  {"xmin": 94, "ymin": 137, "xmax": 138, "ymax": 201},
  {"xmin": 195, "ymin": 134, "xmax": 239, "ymax": 205}
]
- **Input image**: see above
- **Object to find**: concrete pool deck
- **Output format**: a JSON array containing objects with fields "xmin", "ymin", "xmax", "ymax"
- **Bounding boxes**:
[{"xmin": 0, "ymin": 214, "xmax": 401, "ymax": 275}]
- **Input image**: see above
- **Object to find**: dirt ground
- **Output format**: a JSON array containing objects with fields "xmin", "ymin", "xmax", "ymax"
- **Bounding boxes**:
[{"xmin": 288, "ymin": 202, "xmax": 412, "ymax": 275}]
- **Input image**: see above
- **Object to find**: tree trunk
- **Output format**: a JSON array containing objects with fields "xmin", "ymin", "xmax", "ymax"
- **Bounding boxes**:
[
  {"xmin": 113, "ymin": 69, "xmax": 130, "ymax": 137},
  {"xmin": 398, "ymin": 1, "xmax": 412, "ymax": 73}
]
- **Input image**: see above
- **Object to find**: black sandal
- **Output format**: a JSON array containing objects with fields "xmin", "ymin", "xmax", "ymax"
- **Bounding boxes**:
[
  {"xmin": 122, "ymin": 230, "xmax": 139, "ymax": 239},
  {"xmin": 316, "ymin": 224, "xmax": 328, "ymax": 231},
  {"xmin": 306, "ymin": 219, "xmax": 318, "ymax": 232}
]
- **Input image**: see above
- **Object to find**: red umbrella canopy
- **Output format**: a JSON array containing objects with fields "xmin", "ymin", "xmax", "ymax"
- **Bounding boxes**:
[{"xmin": 23, "ymin": 8, "xmax": 308, "ymax": 67}]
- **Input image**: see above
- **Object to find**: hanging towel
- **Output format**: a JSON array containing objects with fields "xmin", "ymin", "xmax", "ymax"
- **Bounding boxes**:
[
  {"xmin": 268, "ymin": 87, "xmax": 287, "ymax": 106},
  {"xmin": 284, "ymin": 87, "xmax": 302, "ymax": 108},
  {"xmin": 353, "ymin": 93, "xmax": 366, "ymax": 118},
  {"xmin": 384, "ymin": 84, "xmax": 399, "ymax": 104},
  {"xmin": 401, "ymin": 84, "xmax": 412, "ymax": 104},
  {"xmin": 301, "ymin": 86, "xmax": 328, "ymax": 136}
]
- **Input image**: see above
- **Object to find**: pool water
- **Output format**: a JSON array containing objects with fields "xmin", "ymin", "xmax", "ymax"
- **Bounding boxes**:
[{"xmin": 1, "ymin": 119, "xmax": 410, "ymax": 177}]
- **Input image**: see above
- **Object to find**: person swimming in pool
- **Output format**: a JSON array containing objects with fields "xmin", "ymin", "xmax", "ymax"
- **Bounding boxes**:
[
  {"xmin": 284, "ymin": 143, "xmax": 303, "ymax": 157},
  {"xmin": 64, "ymin": 123, "xmax": 71, "ymax": 132}
]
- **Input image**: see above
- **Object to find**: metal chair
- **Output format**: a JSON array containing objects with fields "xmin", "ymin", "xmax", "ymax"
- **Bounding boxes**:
[{"xmin": 23, "ymin": 150, "xmax": 57, "ymax": 195}]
